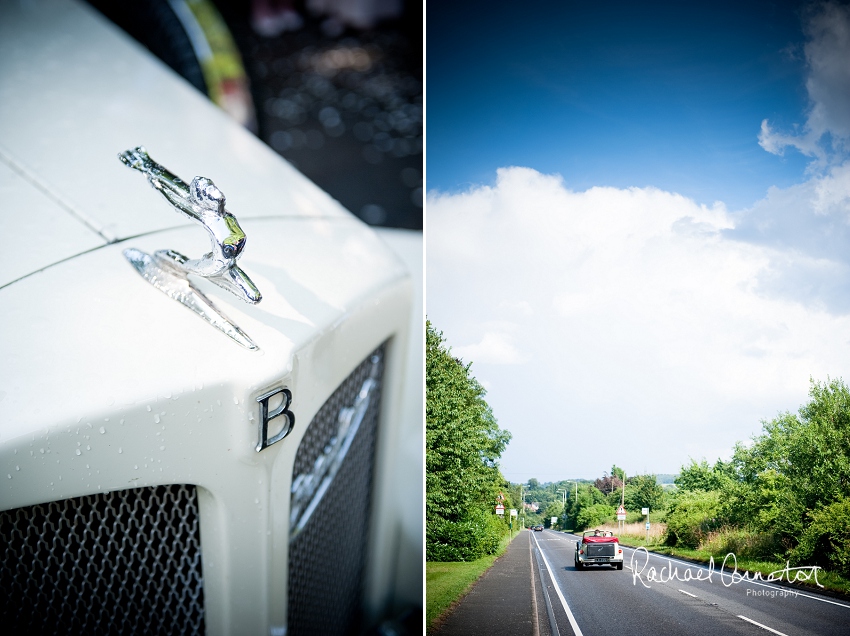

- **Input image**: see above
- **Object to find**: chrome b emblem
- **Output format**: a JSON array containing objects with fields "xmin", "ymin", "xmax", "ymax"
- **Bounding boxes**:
[{"xmin": 256, "ymin": 387, "xmax": 295, "ymax": 452}]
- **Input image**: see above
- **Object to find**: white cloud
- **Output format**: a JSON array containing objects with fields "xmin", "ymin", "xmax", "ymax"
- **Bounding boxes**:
[
  {"xmin": 728, "ymin": 159, "xmax": 850, "ymax": 312},
  {"xmin": 497, "ymin": 299, "xmax": 534, "ymax": 317},
  {"xmin": 758, "ymin": 119, "xmax": 822, "ymax": 159},
  {"xmin": 454, "ymin": 331, "xmax": 525, "ymax": 365},
  {"xmin": 759, "ymin": 1, "xmax": 850, "ymax": 163},
  {"xmin": 427, "ymin": 167, "xmax": 850, "ymax": 477}
]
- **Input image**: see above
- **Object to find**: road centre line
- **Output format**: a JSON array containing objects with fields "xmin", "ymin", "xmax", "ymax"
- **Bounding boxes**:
[
  {"xmin": 533, "ymin": 533, "xmax": 585, "ymax": 636},
  {"xmin": 613, "ymin": 543, "xmax": 850, "ymax": 610},
  {"xmin": 737, "ymin": 615, "xmax": 789, "ymax": 636}
]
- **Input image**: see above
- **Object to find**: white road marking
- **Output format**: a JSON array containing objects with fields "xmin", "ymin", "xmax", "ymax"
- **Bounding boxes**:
[
  {"xmin": 532, "ymin": 533, "xmax": 585, "ymax": 636},
  {"xmin": 678, "ymin": 589, "xmax": 698, "ymax": 598},
  {"xmin": 737, "ymin": 615, "xmax": 789, "ymax": 635}
]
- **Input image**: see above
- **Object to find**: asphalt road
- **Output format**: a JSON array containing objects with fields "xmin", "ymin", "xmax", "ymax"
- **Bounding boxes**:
[{"xmin": 532, "ymin": 530, "xmax": 850, "ymax": 636}]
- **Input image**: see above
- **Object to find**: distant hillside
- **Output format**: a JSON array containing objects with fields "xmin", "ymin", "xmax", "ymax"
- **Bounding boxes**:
[{"xmin": 656, "ymin": 474, "xmax": 678, "ymax": 484}]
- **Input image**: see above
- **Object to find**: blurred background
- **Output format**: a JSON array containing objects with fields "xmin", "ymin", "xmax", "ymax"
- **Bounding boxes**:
[{"xmin": 86, "ymin": 0, "xmax": 422, "ymax": 230}]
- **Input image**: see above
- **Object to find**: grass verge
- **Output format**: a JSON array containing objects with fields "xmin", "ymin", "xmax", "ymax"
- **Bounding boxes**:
[{"xmin": 426, "ymin": 530, "xmax": 520, "ymax": 631}]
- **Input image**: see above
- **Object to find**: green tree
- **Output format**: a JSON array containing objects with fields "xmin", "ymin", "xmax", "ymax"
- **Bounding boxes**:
[
  {"xmin": 426, "ymin": 321, "xmax": 512, "ymax": 560},
  {"xmin": 675, "ymin": 459, "xmax": 733, "ymax": 493},
  {"xmin": 569, "ymin": 484, "xmax": 607, "ymax": 529},
  {"xmin": 725, "ymin": 378, "xmax": 850, "ymax": 546},
  {"xmin": 542, "ymin": 500, "xmax": 564, "ymax": 528},
  {"xmin": 625, "ymin": 474, "xmax": 664, "ymax": 512},
  {"xmin": 666, "ymin": 378, "xmax": 850, "ymax": 569}
]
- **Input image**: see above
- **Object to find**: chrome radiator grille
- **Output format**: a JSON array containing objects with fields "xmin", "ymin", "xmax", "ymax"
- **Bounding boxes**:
[
  {"xmin": 0, "ymin": 484, "xmax": 204, "ymax": 635},
  {"xmin": 288, "ymin": 346, "xmax": 385, "ymax": 635}
]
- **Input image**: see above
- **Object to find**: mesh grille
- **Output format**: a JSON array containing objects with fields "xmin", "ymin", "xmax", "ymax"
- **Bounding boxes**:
[
  {"xmin": 288, "ymin": 345, "xmax": 385, "ymax": 635},
  {"xmin": 0, "ymin": 484, "xmax": 204, "ymax": 635}
]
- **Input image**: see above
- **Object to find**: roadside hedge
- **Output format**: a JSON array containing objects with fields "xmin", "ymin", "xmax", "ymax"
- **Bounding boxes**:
[{"xmin": 427, "ymin": 512, "xmax": 506, "ymax": 562}]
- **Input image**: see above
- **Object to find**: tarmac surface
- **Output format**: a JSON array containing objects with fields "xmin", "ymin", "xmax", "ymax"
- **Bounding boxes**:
[
  {"xmin": 443, "ymin": 528, "xmax": 850, "ymax": 636},
  {"xmin": 433, "ymin": 530, "xmax": 556, "ymax": 636}
]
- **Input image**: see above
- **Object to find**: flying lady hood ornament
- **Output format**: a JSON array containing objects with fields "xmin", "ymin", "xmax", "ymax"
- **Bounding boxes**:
[{"xmin": 120, "ymin": 146, "xmax": 262, "ymax": 349}]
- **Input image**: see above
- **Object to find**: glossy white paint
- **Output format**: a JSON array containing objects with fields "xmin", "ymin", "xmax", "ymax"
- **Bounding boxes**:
[
  {"xmin": 0, "ymin": 1, "xmax": 422, "ymax": 633},
  {"xmin": 0, "ymin": 159, "xmax": 105, "ymax": 287},
  {"xmin": 0, "ymin": 0, "xmax": 348, "ymax": 243}
]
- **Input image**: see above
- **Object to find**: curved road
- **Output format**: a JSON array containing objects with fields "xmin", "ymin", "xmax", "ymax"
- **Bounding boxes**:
[{"xmin": 531, "ymin": 529, "xmax": 850, "ymax": 636}]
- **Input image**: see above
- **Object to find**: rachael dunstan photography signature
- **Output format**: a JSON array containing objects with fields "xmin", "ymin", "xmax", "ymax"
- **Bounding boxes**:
[{"xmin": 629, "ymin": 546, "xmax": 824, "ymax": 589}]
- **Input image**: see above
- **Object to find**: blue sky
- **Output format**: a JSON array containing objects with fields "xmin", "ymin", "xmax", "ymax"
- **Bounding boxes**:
[
  {"xmin": 428, "ymin": 0, "xmax": 812, "ymax": 210},
  {"xmin": 426, "ymin": 1, "xmax": 850, "ymax": 482}
]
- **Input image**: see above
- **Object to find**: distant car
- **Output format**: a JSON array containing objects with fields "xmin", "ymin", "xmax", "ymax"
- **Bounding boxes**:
[{"xmin": 533, "ymin": 525, "xmax": 544, "ymax": 532}]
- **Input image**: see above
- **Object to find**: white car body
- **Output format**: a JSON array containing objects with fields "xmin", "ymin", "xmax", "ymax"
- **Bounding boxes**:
[{"xmin": 0, "ymin": 1, "xmax": 422, "ymax": 634}]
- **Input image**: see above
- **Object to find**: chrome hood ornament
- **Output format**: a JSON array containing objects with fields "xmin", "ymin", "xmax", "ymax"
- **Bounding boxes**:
[
  {"xmin": 120, "ymin": 146, "xmax": 261, "ymax": 349},
  {"xmin": 119, "ymin": 146, "xmax": 261, "ymax": 304}
]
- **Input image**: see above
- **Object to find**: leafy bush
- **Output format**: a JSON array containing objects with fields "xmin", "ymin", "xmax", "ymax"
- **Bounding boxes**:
[
  {"xmin": 790, "ymin": 498, "xmax": 850, "ymax": 578},
  {"xmin": 427, "ymin": 512, "xmax": 507, "ymax": 562},
  {"xmin": 664, "ymin": 490, "xmax": 722, "ymax": 549}
]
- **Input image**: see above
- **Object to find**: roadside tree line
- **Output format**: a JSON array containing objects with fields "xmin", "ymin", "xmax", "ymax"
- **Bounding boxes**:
[
  {"xmin": 426, "ymin": 321, "xmax": 512, "ymax": 561},
  {"xmin": 665, "ymin": 378, "xmax": 850, "ymax": 578},
  {"xmin": 559, "ymin": 378, "xmax": 850, "ymax": 579}
]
